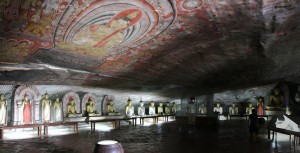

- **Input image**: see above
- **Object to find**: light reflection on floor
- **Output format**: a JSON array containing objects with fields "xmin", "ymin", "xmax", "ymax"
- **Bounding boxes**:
[{"xmin": 1, "ymin": 120, "xmax": 300, "ymax": 153}]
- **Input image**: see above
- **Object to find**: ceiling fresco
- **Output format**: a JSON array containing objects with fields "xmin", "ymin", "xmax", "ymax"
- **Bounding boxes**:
[{"xmin": 0, "ymin": 0, "xmax": 300, "ymax": 91}]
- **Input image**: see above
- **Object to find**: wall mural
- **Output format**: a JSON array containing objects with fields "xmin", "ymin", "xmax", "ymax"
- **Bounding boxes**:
[
  {"xmin": 0, "ymin": 0, "xmax": 59, "ymax": 63},
  {"xmin": 0, "ymin": 0, "xmax": 212, "ymax": 76},
  {"xmin": 54, "ymin": 0, "xmax": 175, "ymax": 57}
]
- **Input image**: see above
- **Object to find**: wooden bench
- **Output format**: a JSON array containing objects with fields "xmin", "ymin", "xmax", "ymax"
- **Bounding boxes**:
[
  {"xmin": 43, "ymin": 122, "xmax": 78, "ymax": 136},
  {"xmin": 0, "ymin": 124, "xmax": 42, "ymax": 140}
]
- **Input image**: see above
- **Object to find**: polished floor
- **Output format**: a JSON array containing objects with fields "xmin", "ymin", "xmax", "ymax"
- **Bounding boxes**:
[{"xmin": 0, "ymin": 118, "xmax": 299, "ymax": 153}]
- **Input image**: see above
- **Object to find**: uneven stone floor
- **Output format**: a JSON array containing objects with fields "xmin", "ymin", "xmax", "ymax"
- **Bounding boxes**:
[{"xmin": 0, "ymin": 119, "xmax": 299, "ymax": 153}]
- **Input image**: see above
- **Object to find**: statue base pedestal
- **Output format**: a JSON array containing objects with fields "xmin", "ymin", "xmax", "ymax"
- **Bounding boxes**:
[
  {"xmin": 67, "ymin": 114, "xmax": 83, "ymax": 118},
  {"xmin": 265, "ymin": 109, "xmax": 286, "ymax": 116},
  {"xmin": 108, "ymin": 112, "xmax": 120, "ymax": 116},
  {"xmin": 64, "ymin": 117, "xmax": 86, "ymax": 122},
  {"xmin": 266, "ymin": 106, "xmax": 286, "ymax": 111},
  {"xmin": 87, "ymin": 113, "xmax": 101, "ymax": 117}
]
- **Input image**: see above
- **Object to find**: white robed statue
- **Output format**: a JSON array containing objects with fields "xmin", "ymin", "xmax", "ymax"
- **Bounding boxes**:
[{"xmin": 0, "ymin": 94, "xmax": 7, "ymax": 125}]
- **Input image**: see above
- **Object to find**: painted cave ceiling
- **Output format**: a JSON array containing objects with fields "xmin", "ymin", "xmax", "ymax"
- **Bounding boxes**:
[{"xmin": 0, "ymin": 0, "xmax": 300, "ymax": 91}]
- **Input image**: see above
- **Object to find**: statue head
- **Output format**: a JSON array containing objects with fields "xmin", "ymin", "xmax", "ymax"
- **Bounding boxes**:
[
  {"xmin": 24, "ymin": 94, "xmax": 29, "ymax": 100},
  {"xmin": 200, "ymin": 102, "xmax": 205, "ymax": 107},
  {"xmin": 232, "ymin": 103, "xmax": 236, "ymax": 107},
  {"xmin": 108, "ymin": 99, "xmax": 113, "ymax": 105},
  {"xmin": 55, "ymin": 95, "xmax": 59, "ymax": 102},
  {"xmin": 159, "ymin": 102, "xmax": 163, "ymax": 107},
  {"xmin": 258, "ymin": 96, "xmax": 264, "ymax": 102},
  {"xmin": 249, "ymin": 103, "xmax": 253, "ymax": 107},
  {"xmin": 69, "ymin": 98, "xmax": 75, "ymax": 104},
  {"xmin": 274, "ymin": 88, "xmax": 281, "ymax": 95},
  {"xmin": 127, "ymin": 98, "xmax": 132, "ymax": 106},
  {"xmin": 44, "ymin": 93, "xmax": 49, "ymax": 99},
  {"xmin": 150, "ymin": 101, "xmax": 154, "ymax": 106},
  {"xmin": 128, "ymin": 101, "xmax": 132, "ymax": 106},
  {"xmin": 0, "ymin": 94, "xmax": 4, "ymax": 100},
  {"xmin": 166, "ymin": 102, "xmax": 170, "ymax": 107},
  {"xmin": 140, "ymin": 101, "xmax": 144, "ymax": 106},
  {"xmin": 216, "ymin": 101, "xmax": 221, "ymax": 107}
]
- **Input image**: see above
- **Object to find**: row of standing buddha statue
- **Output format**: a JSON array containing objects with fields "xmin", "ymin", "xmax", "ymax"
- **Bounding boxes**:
[{"xmin": 0, "ymin": 93, "xmax": 96, "ymax": 125}]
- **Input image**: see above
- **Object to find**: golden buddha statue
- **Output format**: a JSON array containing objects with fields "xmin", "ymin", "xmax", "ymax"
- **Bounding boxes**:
[
  {"xmin": 268, "ymin": 87, "xmax": 285, "ymax": 108},
  {"xmin": 67, "ymin": 98, "xmax": 76, "ymax": 117},
  {"xmin": 86, "ymin": 98, "xmax": 94, "ymax": 114}
]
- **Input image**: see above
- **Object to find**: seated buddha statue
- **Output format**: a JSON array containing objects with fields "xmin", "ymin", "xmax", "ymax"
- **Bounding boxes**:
[
  {"xmin": 125, "ymin": 99, "xmax": 135, "ymax": 117},
  {"xmin": 246, "ymin": 103, "xmax": 254, "ymax": 115},
  {"xmin": 268, "ymin": 87, "xmax": 285, "ymax": 108},
  {"xmin": 138, "ymin": 101, "xmax": 145, "ymax": 116},
  {"xmin": 157, "ymin": 102, "xmax": 164, "ymax": 115},
  {"xmin": 229, "ymin": 103, "xmax": 239, "ymax": 115},
  {"xmin": 164, "ymin": 102, "xmax": 171, "ymax": 115},
  {"xmin": 148, "ymin": 101, "xmax": 156, "ymax": 115},
  {"xmin": 106, "ymin": 100, "xmax": 115, "ymax": 113},
  {"xmin": 86, "ymin": 98, "xmax": 95, "ymax": 116},
  {"xmin": 106, "ymin": 100, "xmax": 119, "ymax": 115},
  {"xmin": 199, "ymin": 102, "xmax": 207, "ymax": 114},
  {"xmin": 213, "ymin": 101, "xmax": 223, "ymax": 114},
  {"xmin": 67, "ymin": 99, "xmax": 77, "ymax": 117}
]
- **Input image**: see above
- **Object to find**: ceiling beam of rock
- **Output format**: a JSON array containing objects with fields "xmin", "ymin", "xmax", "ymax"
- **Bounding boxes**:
[{"xmin": 0, "ymin": 0, "xmax": 299, "ymax": 92}]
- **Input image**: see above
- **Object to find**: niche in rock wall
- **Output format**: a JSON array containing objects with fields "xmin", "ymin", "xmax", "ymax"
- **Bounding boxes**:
[{"xmin": 12, "ymin": 85, "xmax": 41, "ymax": 125}]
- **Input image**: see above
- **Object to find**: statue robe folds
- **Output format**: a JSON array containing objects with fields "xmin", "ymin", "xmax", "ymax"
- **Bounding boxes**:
[
  {"xmin": 0, "ymin": 101, "xmax": 6, "ymax": 124},
  {"xmin": 43, "ymin": 101, "xmax": 51, "ymax": 122},
  {"xmin": 138, "ymin": 106, "xmax": 145, "ymax": 116},
  {"xmin": 23, "ymin": 102, "xmax": 31, "ymax": 124},
  {"xmin": 54, "ymin": 104, "xmax": 62, "ymax": 122}
]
